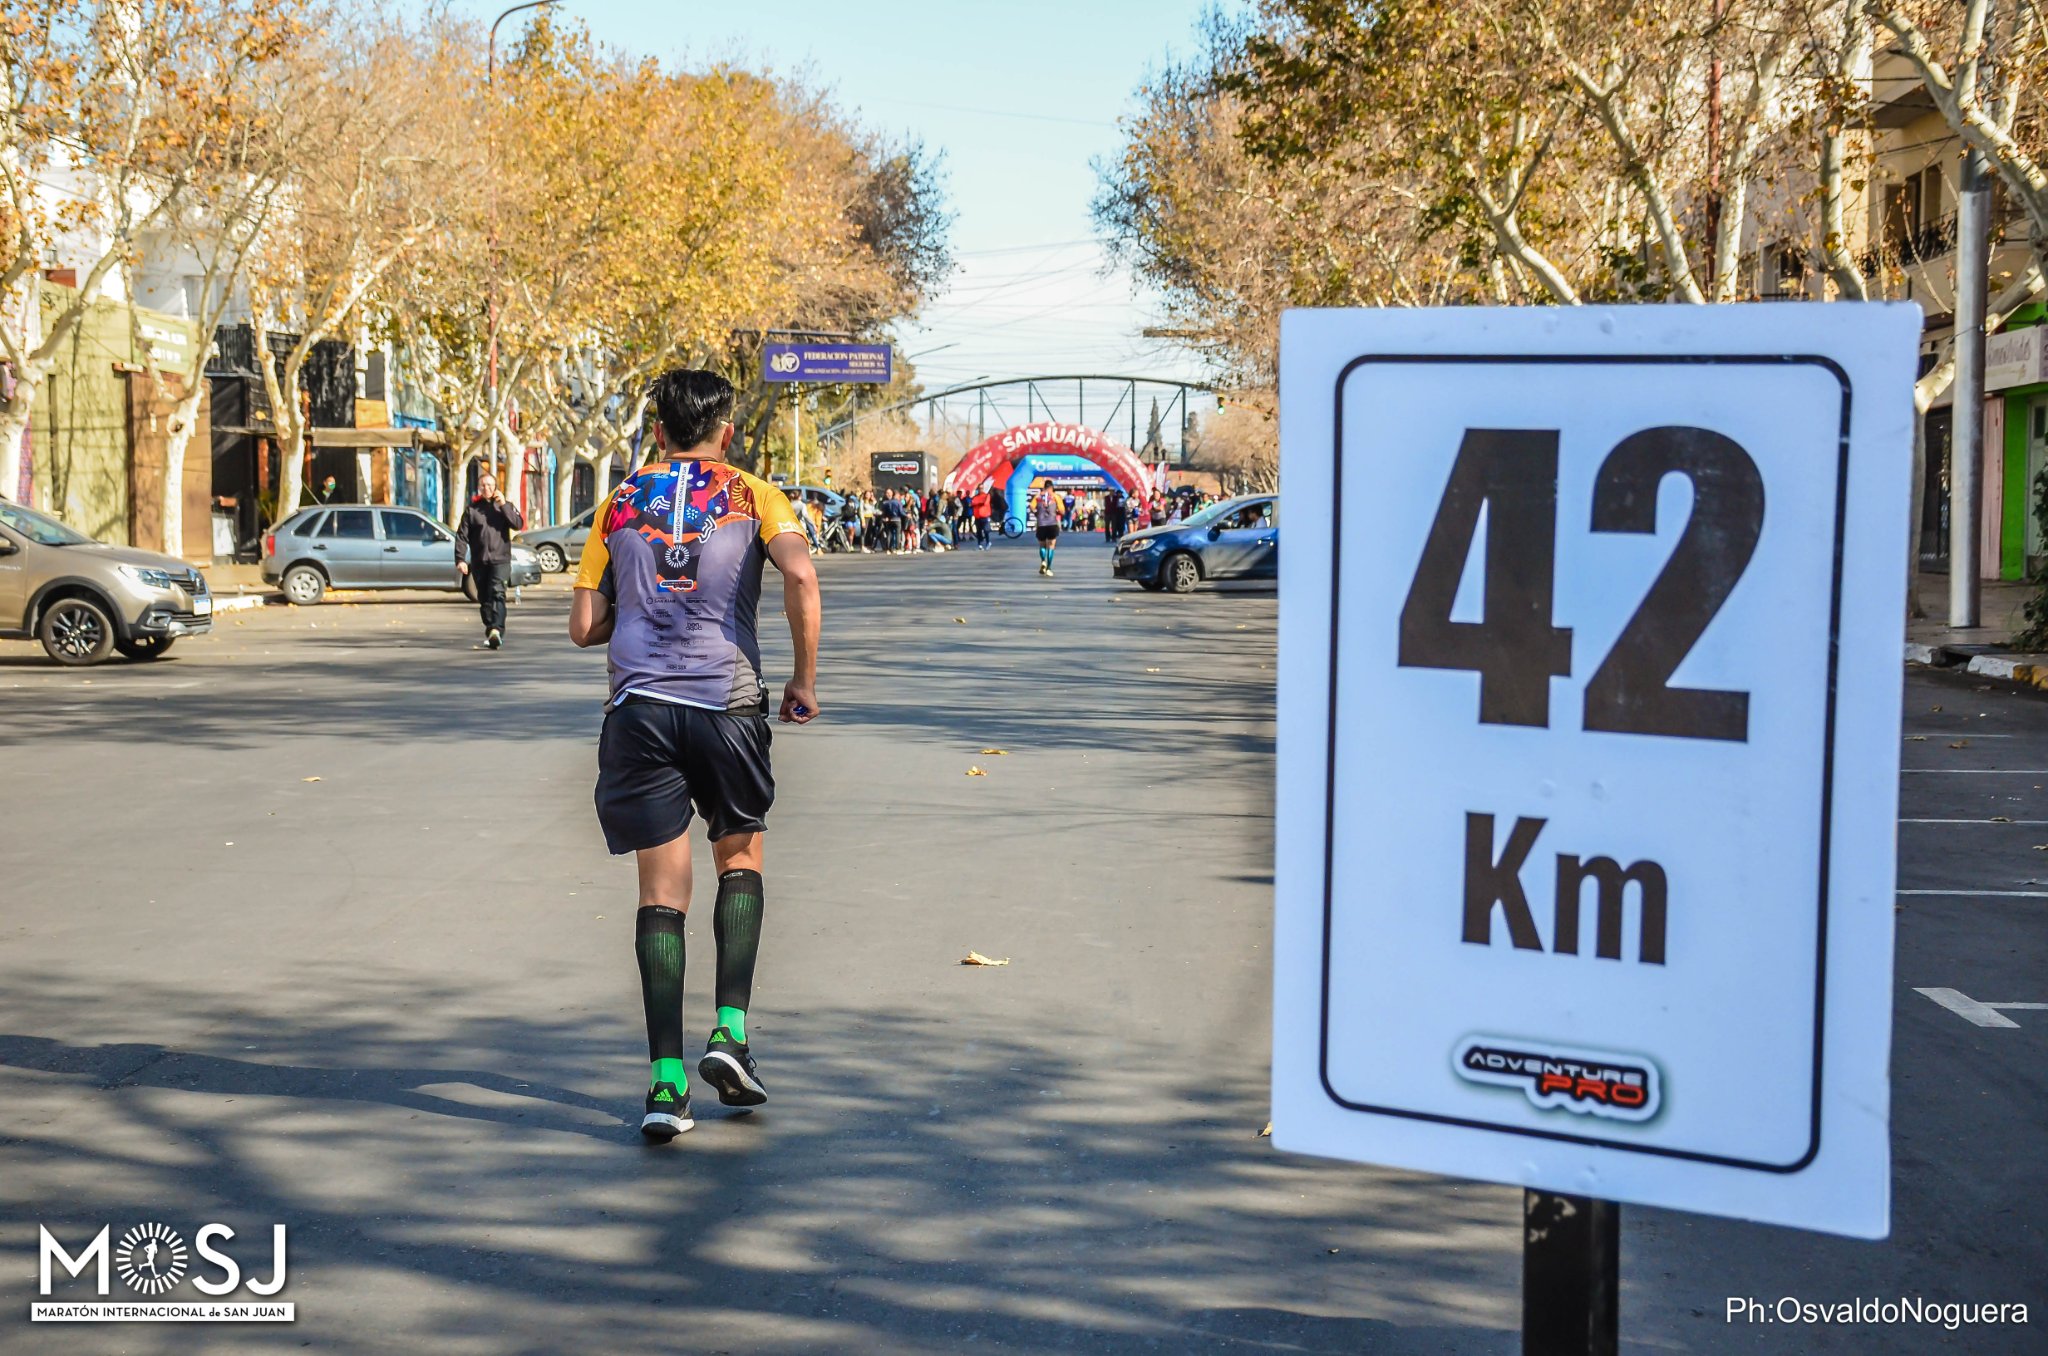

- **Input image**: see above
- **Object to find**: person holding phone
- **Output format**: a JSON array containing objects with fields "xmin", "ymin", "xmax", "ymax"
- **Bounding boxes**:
[{"xmin": 455, "ymin": 473, "xmax": 524, "ymax": 649}]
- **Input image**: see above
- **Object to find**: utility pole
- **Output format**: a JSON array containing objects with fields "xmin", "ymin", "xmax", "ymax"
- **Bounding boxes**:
[
  {"xmin": 487, "ymin": 1, "xmax": 559, "ymax": 497},
  {"xmin": 1951, "ymin": 10, "xmax": 1995, "ymax": 628},
  {"xmin": 1704, "ymin": 0, "xmax": 1725, "ymax": 291}
]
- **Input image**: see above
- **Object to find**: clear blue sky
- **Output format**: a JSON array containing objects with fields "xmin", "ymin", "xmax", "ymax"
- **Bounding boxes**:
[{"xmin": 449, "ymin": 0, "xmax": 1220, "ymax": 395}]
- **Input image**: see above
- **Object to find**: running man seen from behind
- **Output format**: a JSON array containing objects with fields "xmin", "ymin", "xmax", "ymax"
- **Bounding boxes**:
[
  {"xmin": 567, "ymin": 369, "xmax": 822, "ymax": 1143},
  {"xmin": 1033, "ymin": 488, "xmax": 1061, "ymax": 576}
]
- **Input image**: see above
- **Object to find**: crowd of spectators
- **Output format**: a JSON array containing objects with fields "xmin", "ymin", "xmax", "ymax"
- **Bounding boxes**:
[{"xmin": 782, "ymin": 483, "xmax": 1225, "ymax": 556}]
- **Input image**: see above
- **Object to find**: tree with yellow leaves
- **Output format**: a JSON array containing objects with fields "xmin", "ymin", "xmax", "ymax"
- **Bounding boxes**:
[{"xmin": 1, "ymin": 0, "xmax": 309, "ymax": 509}]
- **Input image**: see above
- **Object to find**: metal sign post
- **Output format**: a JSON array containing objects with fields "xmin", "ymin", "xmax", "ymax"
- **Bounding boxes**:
[
  {"xmin": 762, "ymin": 340, "xmax": 892, "ymax": 487},
  {"xmin": 1523, "ymin": 1191, "xmax": 1617, "ymax": 1356}
]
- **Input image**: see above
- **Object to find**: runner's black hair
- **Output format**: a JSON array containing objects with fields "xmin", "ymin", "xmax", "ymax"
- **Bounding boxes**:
[{"xmin": 649, "ymin": 368, "xmax": 736, "ymax": 452}]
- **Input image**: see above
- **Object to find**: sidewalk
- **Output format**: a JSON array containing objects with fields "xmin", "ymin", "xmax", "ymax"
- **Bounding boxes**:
[{"xmin": 1907, "ymin": 573, "xmax": 2047, "ymax": 687}]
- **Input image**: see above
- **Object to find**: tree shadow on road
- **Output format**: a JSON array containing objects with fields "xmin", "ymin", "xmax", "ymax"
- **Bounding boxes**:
[{"xmin": 0, "ymin": 968, "xmax": 1515, "ymax": 1355}]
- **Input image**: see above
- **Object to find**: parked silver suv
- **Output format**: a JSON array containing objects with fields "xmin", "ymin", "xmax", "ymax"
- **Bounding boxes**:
[
  {"xmin": 261, "ymin": 504, "xmax": 541, "ymax": 604},
  {"xmin": 0, "ymin": 498, "xmax": 213, "ymax": 665}
]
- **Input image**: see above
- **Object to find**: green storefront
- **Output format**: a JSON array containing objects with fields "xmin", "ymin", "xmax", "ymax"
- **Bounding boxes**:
[{"xmin": 1986, "ymin": 304, "xmax": 2048, "ymax": 581}]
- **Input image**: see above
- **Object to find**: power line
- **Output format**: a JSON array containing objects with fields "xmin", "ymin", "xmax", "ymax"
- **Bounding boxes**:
[{"xmin": 860, "ymin": 95, "xmax": 1119, "ymax": 130}]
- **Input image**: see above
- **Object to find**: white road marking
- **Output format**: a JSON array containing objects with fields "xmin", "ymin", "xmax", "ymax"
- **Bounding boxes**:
[
  {"xmin": 1901, "ymin": 769, "xmax": 2048, "ymax": 775},
  {"xmin": 1898, "ymin": 889, "xmax": 2048, "ymax": 898},
  {"xmin": 1900, "ymin": 818, "xmax": 2048, "ymax": 825},
  {"xmin": 1914, "ymin": 988, "xmax": 2022, "ymax": 1028}
]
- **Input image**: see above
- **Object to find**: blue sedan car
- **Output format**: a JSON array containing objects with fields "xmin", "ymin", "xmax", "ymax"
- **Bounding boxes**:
[{"xmin": 1111, "ymin": 494, "xmax": 1278, "ymax": 592}]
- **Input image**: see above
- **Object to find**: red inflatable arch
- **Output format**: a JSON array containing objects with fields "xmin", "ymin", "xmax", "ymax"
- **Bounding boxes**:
[{"xmin": 944, "ymin": 422, "xmax": 1151, "ymax": 496}]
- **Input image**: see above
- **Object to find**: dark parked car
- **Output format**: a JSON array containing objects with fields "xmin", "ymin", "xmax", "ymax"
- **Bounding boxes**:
[
  {"xmin": 261, "ymin": 504, "xmax": 540, "ymax": 604},
  {"xmin": 1111, "ymin": 494, "xmax": 1278, "ymax": 593}
]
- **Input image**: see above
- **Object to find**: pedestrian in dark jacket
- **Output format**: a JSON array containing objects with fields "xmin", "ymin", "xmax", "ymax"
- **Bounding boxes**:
[{"xmin": 457, "ymin": 473, "xmax": 524, "ymax": 648}]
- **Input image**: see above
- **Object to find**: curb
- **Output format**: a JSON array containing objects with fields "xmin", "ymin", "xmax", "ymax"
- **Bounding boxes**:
[
  {"xmin": 1907, "ymin": 643, "xmax": 2048, "ymax": 691},
  {"xmin": 211, "ymin": 594, "xmax": 277, "ymax": 614},
  {"xmin": 1964, "ymin": 653, "xmax": 2048, "ymax": 690}
]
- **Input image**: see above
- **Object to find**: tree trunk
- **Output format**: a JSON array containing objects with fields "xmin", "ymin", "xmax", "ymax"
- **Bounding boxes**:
[
  {"xmin": 555, "ymin": 452, "xmax": 576, "ymax": 524},
  {"xmin": 0, "ymin": 398, "xmax": 30, "ymax": 504},
  {"xmin": 160, "ymin": 378, "xmax": 207, "ymax": 558},
  {"xmin": 1906, "ymin": 392, "xmax": 1928, "ymax": 621},
  {"xmin": 446, "ymin": 451, "xmax": 476, "ymax": 527}
]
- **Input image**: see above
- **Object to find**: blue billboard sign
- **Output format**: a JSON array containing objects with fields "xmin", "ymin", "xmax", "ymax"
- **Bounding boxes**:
[{"xmin": 762, "ymin": 341, "xmax": 893, "ymax": 384}]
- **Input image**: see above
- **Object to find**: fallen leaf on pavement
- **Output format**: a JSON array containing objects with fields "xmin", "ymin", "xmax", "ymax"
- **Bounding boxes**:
[
  {"xmin": 1931, "ymin": 705, "xmax": 1942, "ymax": 712},
  {"xmin": 1145, "ymin": 667, "xmax": 1161, "ymax": 673},
  {"xmin": 1259, "ymin": 1123, "xmax": 1273, "ymax": 1138},
  {"xmin": 979, "ymin": 748, "xmax": 1008, "ymax": 756},
  {"xmin": 966, "ymin": 766, "xmax": 987, "ymax": 776},
  {"xmin": 1949, "ymin": 740, "xmax": 1970, "ymax": 749},
  {"xmin": 2033, "ymin": 845, "xmax": 2048, "ymax": 852},
  {"xmin": 953, "ymin": 616, "xmax": 966, "ymax": 624},
  {"xmin": 961, "ymin": 951, "xmax": 1010, "ymax": 966},
  {"xmin": 302, "ymin": 776, "xmax": 322, "ymax": 783},
  {"xmin": 1992, "ymin": 815, "xmax": 2012, "ymax": 822},
  {"xmin": 1906, "ymin": 735, "xmax": 1927, "ymax": 741}
]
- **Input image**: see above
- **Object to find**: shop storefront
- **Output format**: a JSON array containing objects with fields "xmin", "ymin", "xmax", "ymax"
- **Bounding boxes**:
[{"xmin": 1984, "ymin": 310, "xmax": 2048, "ymax": 581}]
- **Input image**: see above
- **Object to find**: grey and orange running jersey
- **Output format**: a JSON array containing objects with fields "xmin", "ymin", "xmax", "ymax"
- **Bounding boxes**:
[{"xmin": 575, "ymin": 459, "xmax": 805, "ymax": 710}]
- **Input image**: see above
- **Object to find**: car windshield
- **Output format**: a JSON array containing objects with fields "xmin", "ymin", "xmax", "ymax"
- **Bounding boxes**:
[
  {"xmin": 1182, "ymin": 497, "xmax": 1258, "ymax": 529},
  {"xmin": 0, "ymin": 501, "xmax": 95, "ymax": 546}
]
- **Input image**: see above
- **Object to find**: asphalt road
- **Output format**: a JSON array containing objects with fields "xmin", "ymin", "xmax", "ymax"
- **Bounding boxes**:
[{"xmin": 0, "ymin": 534, "xmax": 2041, "ymax": 1353}]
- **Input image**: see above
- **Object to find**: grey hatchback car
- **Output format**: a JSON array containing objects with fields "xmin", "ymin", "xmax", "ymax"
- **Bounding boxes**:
[
  {"xmin": 516, "ymin": 504, "xmax": 594, "ymax": 574},
  {"xmin": 262, "ymin": 504, "xmax": 540, "ymax": 604}
]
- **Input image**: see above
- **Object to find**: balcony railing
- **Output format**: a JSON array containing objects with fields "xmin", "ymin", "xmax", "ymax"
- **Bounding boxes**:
[{"xmin": 1859, "ymin": 211, "xmax": 2029, "ymax": 278}]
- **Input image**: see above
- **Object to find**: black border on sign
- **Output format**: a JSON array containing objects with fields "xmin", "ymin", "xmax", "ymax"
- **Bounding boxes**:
[{"xmin": 1320, "ymin": 352, "xmax": 1851, "ymax": 1174}]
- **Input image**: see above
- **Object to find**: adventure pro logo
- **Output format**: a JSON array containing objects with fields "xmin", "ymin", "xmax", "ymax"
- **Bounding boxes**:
[
  {"xmin": 1453, "ymin": 1037, "xmax": 1661, "ymax": 1122},
  {"xmin": 33, "ymin": 1222, "xmax": 291, "ymax": 1323}
]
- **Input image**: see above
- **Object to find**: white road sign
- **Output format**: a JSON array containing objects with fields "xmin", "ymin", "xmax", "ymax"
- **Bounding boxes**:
[{"xmin": 1271, "ymin": 304, "xmax": 1919, "ymax": 1239}]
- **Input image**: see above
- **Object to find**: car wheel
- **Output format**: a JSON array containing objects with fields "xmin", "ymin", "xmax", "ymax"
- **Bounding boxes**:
[
  {"xmin": 535, "ymin": 543, "xmax": 565, "ymax": 573},
  {"xmin": 1162, "ymin": 552, "xmax": 1201, "ymax": 594},
  {"xmin": 114, "ymin": 634, "xmax": 176, "ymax": 661},
  {"xmin": 281, "ymin": 564, "xmax": 327, "ymax": 605},
  {"xmin": 38, "ymin": 596, "xmax": 116, "ymax": 666}
]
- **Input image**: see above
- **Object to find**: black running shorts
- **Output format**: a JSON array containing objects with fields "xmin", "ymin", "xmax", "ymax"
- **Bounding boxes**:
[
  {"xmin": 1035, "ymin": 524, "xmax": 1060, "ymax": 543},
  {"xmin": 594, "ymin": 698, "xmax": 774, "ymax": 853}
]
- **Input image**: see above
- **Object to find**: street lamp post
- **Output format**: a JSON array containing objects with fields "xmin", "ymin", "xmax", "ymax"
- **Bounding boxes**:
[{"xmin": 486, "ymin": 1, "xmax": 557, "ymax": 496}]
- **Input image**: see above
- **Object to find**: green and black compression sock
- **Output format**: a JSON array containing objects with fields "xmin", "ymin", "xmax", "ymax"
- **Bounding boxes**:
[
  {"xmin": 712, "ymin": 870, "xmax": 764, "ymax": 1043},
  {"xmin": 635, "ymin": 905, "xmax": 688, "ymax": 1090}
]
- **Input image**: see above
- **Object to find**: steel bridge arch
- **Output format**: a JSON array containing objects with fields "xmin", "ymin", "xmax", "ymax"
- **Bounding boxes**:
[{"xmin": 818, "ymin": 373, "xmax": 1219, "ymax": 458}]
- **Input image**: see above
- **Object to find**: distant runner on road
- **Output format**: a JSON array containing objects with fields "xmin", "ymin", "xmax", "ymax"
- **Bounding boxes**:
[
  {"xmin": 568, "ymin": 368, "xmax": 822, "ymax": 1142},
  {"xmin": 1033, "ymin": 488, "xmax": 1061, "ymax": 576}
]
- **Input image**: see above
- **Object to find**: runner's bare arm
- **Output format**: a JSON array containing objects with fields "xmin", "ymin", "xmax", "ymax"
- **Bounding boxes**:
[
  {"xmin": 569, "ymin": 587, "xmax": 613, "ymax": 647},
  {"xmin": 768, "ymin": 532, "xmax": 820, "ymax": 723}
]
